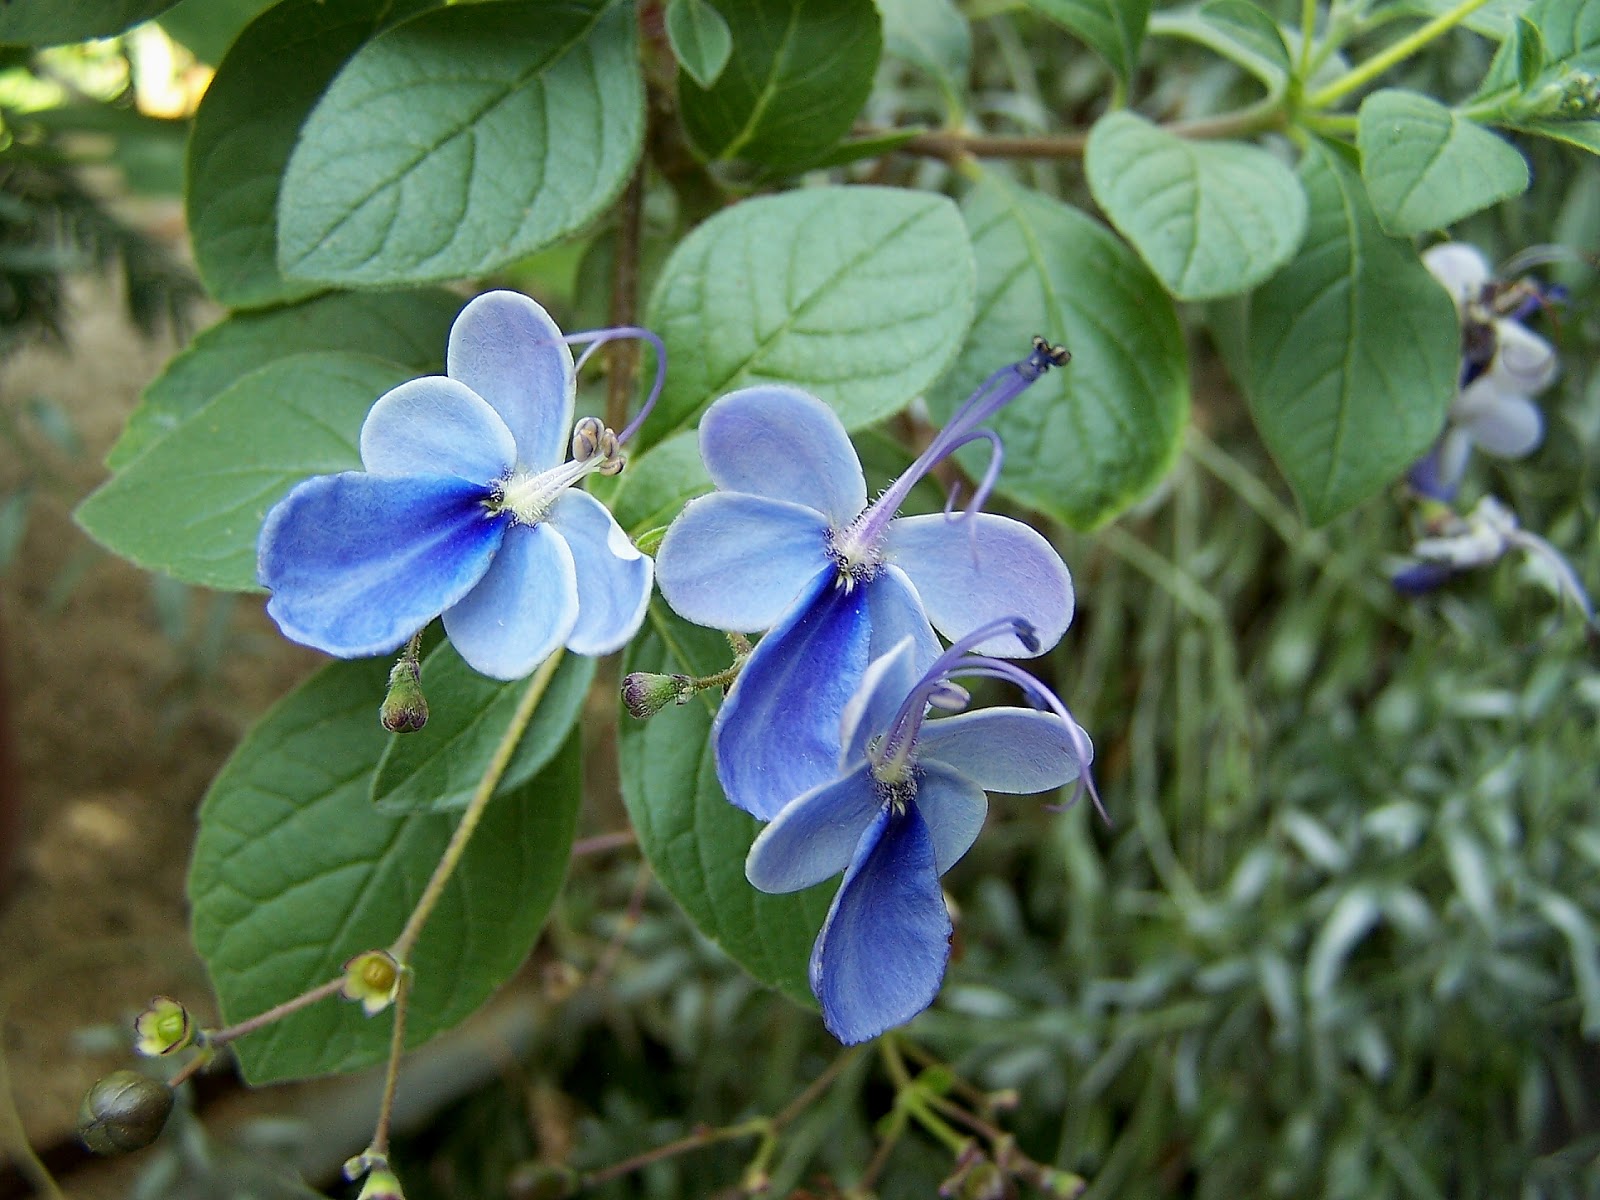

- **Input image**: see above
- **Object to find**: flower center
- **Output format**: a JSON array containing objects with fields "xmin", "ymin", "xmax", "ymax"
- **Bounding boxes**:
[
  {"xmin": 489, "ymin": 416, "xmax": 624, "ymax": 526},
  {"xmin": 826, "ymin": 519, "xmax": 884, "ymax": 591}
]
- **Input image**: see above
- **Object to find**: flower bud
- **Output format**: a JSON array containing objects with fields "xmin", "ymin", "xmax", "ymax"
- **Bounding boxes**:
[
  {"xmin": 621, "ymin": 671, "xmax": 695, "ymax": 719},
  {"xmin": 133, "ymin": 996, "xmax": 196, "ymax": 1057},
  {"xmin": 340, "ymin": 949, "xmax": 404, "ymax": 1016},
  {"xmin": 358, "ymin": 1165, "xmax": 406, "ymax": 1200},
  {"xmin": 78, "ymin": 1070, "xmax": 173, "ymax": 1155},
  {"xmin": 381, "ymin": 659, "xmax": 428, "ymax": 733}
]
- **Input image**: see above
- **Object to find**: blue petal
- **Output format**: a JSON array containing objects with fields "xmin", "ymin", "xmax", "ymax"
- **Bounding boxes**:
[
  {"xmin": 713, "ymin": 569, "xmax": 869, "ymax": 820},
  {"xmin": 260, "ymin": 472, "xmax": 503, "ymax": 657},
  {"xmin": 810, "ymin": 803, "xmax": 951, "ymax": 1045},
  {"xmin": 656, "ymin": 492, "xmax": 832, "ymax": 632},
  {"xmin": 745, "ymin": 762, "xmax": 882, "ymax": 893},
  {"xmin": 886, "ymin": 513, "xmax": 1073, "ymax": 656},
  {"xmin": 548, "ymin": 490, "xmax": 653, "ymax": 655},
  {"xmin": 918, "ymin": 709, "xmax": 1087, "ymax": 795},
  {"xmin": 446, "ymin": 291, "xmax": 574, "ymax": 470},
  {"xmin": 839, "ymin": 637, "xmax": 922, "ymax": 767},
  {"xmin": 865, "ymin": 564, "xmax": 940, "ymax": 666},
  {"xmin": 359, "ymin": 376, "xmax": 518, "ymax": 482},
  {"xmin": 913, "ymin": 762, "xmax": 989, "ymax": 874},
  {"xmin": 699, "ymin": 386, "xmax": 868, "ymax": 526},
  {"xmin": 442, "ymin": 521, "xmax": 578, "ymax": 679}
]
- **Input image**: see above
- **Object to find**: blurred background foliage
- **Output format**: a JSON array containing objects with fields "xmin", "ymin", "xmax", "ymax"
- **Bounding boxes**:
[{"xmin": 2, "ymin": 2, "xmax": 1598, "ymax": 1198}]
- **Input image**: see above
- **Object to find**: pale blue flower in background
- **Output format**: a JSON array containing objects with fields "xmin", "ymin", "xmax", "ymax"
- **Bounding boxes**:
[
  {"xmin": 744, "ymin": 624, "xmax": 1096, "ymax": 1044},
  {"xmin": 258, "ymin": 291, "xmax": 661, "ymax": 679},
  {"xmin": 655, "ymin": 339, "xmax": 1075, "ymax": 820}
]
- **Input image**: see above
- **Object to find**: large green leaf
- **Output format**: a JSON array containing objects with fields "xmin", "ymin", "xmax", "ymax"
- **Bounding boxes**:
[
  {"xmin": 1357, "ymin": 89, "xmax": 1529, "ymax": 235},
  {"xmin": 1023, "ymin": 0, "xmax": 1150, "ymax": 84},
  {"xmin": 190, "ymin": 657, "xmax": 580, "ymax": 1083},
  {"xmin": 107, "ymin": 288, "xmax": 461, "ymax": 469},
  {"xmin": 642, "ymin": 186, "xmax": 974, "ymax": 442},
  {"xmin": 1472, "ymin": 0, "xmax": 1600, "ymax": 114},
  {"xmin": 665, "ymin": 0, "xmax": 732, "ymax": 87},
  {"xmin": 929, "ymin": 177, "xmax": 1188, "ymax": 530},
  {"xmin": 1245, "ymin": 141, "xmax": 1459, "ymax": 525},
  {"xmin": 1085, "ymin": 111, "xmax": 1307, "ymax": 300},
  {"xmin": 1510, "ymin": 118, "xmax": 1600, "ymax": 153},
  {"xmin": 0, "ymin": 0, "xmax": 177, "ymax": 45},
  {"xmin": 679, "ymin": 0, "xmax": 881, "ymax": 170},
  {"xmin": 1147, "ymin": 0, "xmax": 1290, "ymax": 92},
  {"xmin": 158, "ymin": 0, "xmax": 276, "ymax": 64},
  {"xmin": 187, "ymin": 0, "xmax": 418, "ymax": 307},
  {"xmin": 618, "ymin": 606, "xmax": 834, "ymax": 1006},
  {"xmin": 278, "ymin": 0, "xmax": 643, "ymax": 287},
  {"xmin": 874, "ymin": 0, "xmax": 971, "ymax": 114},
  {"xmin": 372, "ymin": 646, "xmax": 596, "ymax": 814},
  {"xmin": 77, "ymin": 353, "xmax": 409, "ymax": 590}
]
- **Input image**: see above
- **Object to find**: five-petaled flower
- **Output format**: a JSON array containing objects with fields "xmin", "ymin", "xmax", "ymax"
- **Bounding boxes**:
[
  {"xmin": 1410, "ymin": 243, "xmax": 1559, "ymax": 501},
  {"xmin": 744, "ymin": 624, "xmax": 1095, "ymax": 1044},
  {"xmin": 656, "ymin": 340, "xmax": 1075, "ymax": 820},
  {"xmin": 258, "ymin": 291, "xmax": 653, "ymax": 680}
]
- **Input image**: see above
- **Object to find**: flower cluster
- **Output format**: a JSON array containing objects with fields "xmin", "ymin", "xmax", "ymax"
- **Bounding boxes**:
[
  {"xmin": 655, "ymin": 338, "xmax": 1096, "ymax": 1041},
  {"xmin": 1409, "ymin": 243, "xmax": 1559, "ymax": 502}
]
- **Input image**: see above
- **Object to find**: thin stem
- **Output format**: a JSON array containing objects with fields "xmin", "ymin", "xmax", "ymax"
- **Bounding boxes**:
[
  {"xmin": 879, "ymin": 1037, "xmax": 969, "ymax": 1154},
  {"xmin": 582, "ymin": 1119, "xmax": 771, "ymax": 1188},
  {"xmin": 1307, "ymin": 0, "xmax": 1497, "ymax": 107},
  {"xmin": 390, "ymin": 651, "xmax": 564, "ymax": 962},
  {"xmin": 368, "ymin": 969, "xmax": 412, "ymax": 1156},
  {"xmin": 606, "ymin": 166, "xmax": 645, "ymax": 435},
  {"xmin": 207, "ymin": 975, "xmax": 345, "ymax": 1050},
  {"xmin": 571, "ymin": 829, "xmax": 637, "ymax": 857},
  {"xmin": 1297, "ymin": 0, "xmax": 1318, "ymax": 82}
]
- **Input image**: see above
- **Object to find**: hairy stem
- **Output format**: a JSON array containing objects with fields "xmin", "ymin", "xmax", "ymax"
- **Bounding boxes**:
[
  {"xmin": 606, "ymin": 167, "xmax": 645, "ymax": 435},
  {"xmin": 368, "ymin": 969, "xmax": 412, "ymax": 1156}
]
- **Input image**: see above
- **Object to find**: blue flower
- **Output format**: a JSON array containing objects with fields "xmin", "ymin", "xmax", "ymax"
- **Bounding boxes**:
[
  {"xmin": 258, "ymin": 291, "xmax": 659, "ymax": 680},
  {"xmin": 1410, "ymin": 244, "xmax": 1559, "ymax": 501},
  {"xmin": 744, "ymin": 623, "xmax": 1096, "ymax": 1044},
  {"xmin": 655, "ymin": 340, "xmax": 1075, "ymax": 820}
]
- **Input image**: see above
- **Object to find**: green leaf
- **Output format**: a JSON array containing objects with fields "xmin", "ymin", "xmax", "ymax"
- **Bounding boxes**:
[
  {"xmin": 1513, "ymin": 14, "xmax": 1547, "ymax": 90},
  {"xmin": 372, "ymin": 647, "xmax": 595, "ymax": 814},
  {"xmin": 1245, "ymin": 140, "xmax": 1458, "ymax": 525},
  {"xmin": 875, "ymin": 0, "xmax": 971, "ymax": 113},
  {"xmin": 1023, "ymin": 0, "xmax": 1150, "ymax": 84},
  {"xmin": 158, "ymin": 0, "xmax": 276, "ymax": 64},
  {"xmin": 1509, "ymin": 118, "xmax": 1600, "ymax": 152},
  {"xmin": 1147, "ymin": 0, "xmax": 1290, "ymax": 92},
  {"xmin": 190, "ymin": 657, "xmax": 580, "ymax": 1083},
  {"xmin": 278, "ymin": 0, "xmax": 643, "ymax": 287},
  {"xmin": 679, "ymin": 0, "xmax": 882, "ymax": 170},
  {"xmin": 1357, "ymin": 89, "xmax": 1530, "ymax": 235},
  {"xmin": 1085, "ymin": 111, "xmax": 1307, "ymax": 300},
  {"xmin": 643, "ymin": 186, "xmax": 974, "ymax": 442},
  {"xmin": 1396, "ymin": 0, "xmax": 1529, "ymax": 40},
  {"xmin": 666, "ymin": 0, "xmax": 733, "ymax": 87},
  {"xmin": 187, "ymin": 0, "xmax": 416, "ymax": 307},
  {"xmin": 107, "ymin": 288, "xmax": 461, "ymax": 469},
  {"xmin": 618, "ymin": 606, "xmax": 833, "ymax": 1006},
  {"xmin": 929, "ymin": 177, "xmax": 1188, "ymax": 530},
  {"xmin": 0, "ymin": 0, "xmax": 178, "ymax": 45},
  {"xmin": 1473, "ymin": 0, "xmax": 1600, "ymax": 111},
  {"xmin": 77, "ymin": 352, "xmax": 409, "ymax": 590}
]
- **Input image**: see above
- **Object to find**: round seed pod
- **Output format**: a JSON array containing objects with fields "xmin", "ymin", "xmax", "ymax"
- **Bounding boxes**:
[{"xmin": 77, "ymin": 1070, "xmax": 173, "ymax": 1155}]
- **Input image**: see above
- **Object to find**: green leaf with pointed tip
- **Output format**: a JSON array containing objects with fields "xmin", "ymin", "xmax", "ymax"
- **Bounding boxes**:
[
  {"xmin": 1513, "ymin": 14, "xmax": 1548, "ymax": 89},
  {"xmin": 0, "ymin": 0, "xmax": 177, "ymax": 45},
  {"xmin": 875, "ymin": 0, "xmax": 971, "ymax": 113},
  {"xmin": 1085, "ymin": 111, "xmax": 1307, "ymax": 300},
  {"xmin": 1023, "ymin": 0, "xmax": 1150, "ymax": 83},
  {"xmin": 679, "ymin": 0, "xmax": 881, "ymax": 170},
  {"xmin": 278, "ymin": 0, "xmax": 643, "ymax": 286},
  {"xmin": 77, "ymin": 352, "xmax": 410, "ymax": 591},
  {"xmin": 190, "ymin": 657, "xmax": 580, "ymax": 1083},
  {"xmin": 1358, "ymin": 89, "xmax": 1530, "ymax": 235},
  {"xmin": 1245, "ymin": 141, "xmax": 1458, "ymax": 525},
  {"xmin": 666, "ymin": 0, "xmax": 732, "ymax": 86},
  {"xmin": 1148, "ymin": 0, "xmax": 1289, "ymax": 92},
  {"xmin": 928, "ymin": 178, "xmax": 1188, "ymax": 530},
  {"xmin": 619, "ymin": 605, "xmax": 833, "ymax": 1007},
  {"xmin": 371, "ymin": 646, "xmax": 595, "ymax": 814},
  {"xmin": 187, "ymin": 0, "xmax": 422, "ymax": 308},
  {"xmin": 642, "ymin": 186, "xmax": 974, "ymax": 444},
  {"xmin": 1510, "ymin": 118, "xmax": 1600, "ymax": 152},
  {"xmin": 107, "ymin": 289, "xmax": 461, "ymax": 470}
]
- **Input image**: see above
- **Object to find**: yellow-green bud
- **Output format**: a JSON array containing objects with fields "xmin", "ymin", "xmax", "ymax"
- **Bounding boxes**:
[
  {"xmin": 78, "ymin": 1070, "xmax": 173, "ymax": 1155},
  {"xmin": 381, "ymin": 659, "xmax": 428, "ymax": 733},
  {"xmin": 620, "ymin": 671, "xmax": 695, "ymax": 719},
  {"xmin": 340, "ymin": 949, "xmax": 404, "ymax": 1015},
  {"xmin": 133, "ymin": 996, "xmax": 196, "ymax": 1057}
]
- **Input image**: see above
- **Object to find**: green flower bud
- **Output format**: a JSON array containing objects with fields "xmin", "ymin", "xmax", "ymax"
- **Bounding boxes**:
[
  {"xmin": 340, "ymin": 949, "xmax": 404, "ymax": 1015},
  {"xmin": 381, "ymin": 658, "xmax": 428, "ymax": 733},
  {"xmin": 78, "ymin": 1070, "xmax": 173, "ymax": 1155},
  {"xmin": 133, "ymin": 995, "xmax": 196, "ymax": 1057},
  {"xmin": 620, "ymin": 671, "xmax": 695, "ymax": 719}
]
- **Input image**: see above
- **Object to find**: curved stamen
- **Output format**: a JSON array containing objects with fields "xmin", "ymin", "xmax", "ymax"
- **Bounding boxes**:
[
  {"xmin": 937, "ymin": 428, "xmax": 1004, "ymax": 522},
  {"xmin": 560, "ymin": 325, "xmax": 668, "ymax": 446},
  {"xmin": 1498, "ymin": 244, "xmax": 1599, "ymax": 277}
]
